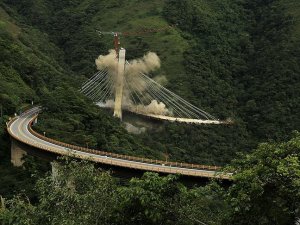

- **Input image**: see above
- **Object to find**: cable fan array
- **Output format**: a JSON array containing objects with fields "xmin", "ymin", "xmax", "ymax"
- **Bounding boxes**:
[
  {"xmin": 81, "ymin": 69, "xmax": 114, "ymax": 104},
  {"xmin": 80, "ymin": 64, "xmax": 221, "ymax": 124}
]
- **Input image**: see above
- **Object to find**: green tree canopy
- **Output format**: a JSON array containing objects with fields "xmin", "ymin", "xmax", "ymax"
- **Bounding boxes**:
[
  {"xmin": 0, "ymin": 158, "xmax": 225, "ymax": 225},
  {"xmin": 225, "ymin": 131, "xmax": 300, "ymax": 225}
]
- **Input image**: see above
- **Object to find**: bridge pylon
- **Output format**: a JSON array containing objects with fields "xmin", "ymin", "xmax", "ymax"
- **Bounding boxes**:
[{"xmin": 113, "ymin": 48, "xmax": 126, "ymax": 120}]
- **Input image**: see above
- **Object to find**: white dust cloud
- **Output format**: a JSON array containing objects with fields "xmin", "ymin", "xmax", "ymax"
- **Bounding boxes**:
[
  {"xmin": 95, "ymin": 49, "xmax": 118, "ymax": 72},
  {"xmin": 125, "ymin": 52, "xmax": 160, "ymax": 76},
  {"xmin": 95, "ymin": 50, "xmax": 171, "ymax": 116},
  {"xmin": 153, "ymin": 75, "xmax": 168, "ymax": 85},
  {"xmin": 134, "ymin": 100, "xmax": 170, "ymax": 115},
  {"xmin": 124, "ymin": 122, "xmax": 146, "ymax": 134}
]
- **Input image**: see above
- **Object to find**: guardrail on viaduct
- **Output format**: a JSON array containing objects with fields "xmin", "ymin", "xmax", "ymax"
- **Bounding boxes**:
[{"xmin": 7, "ymin": 109, "xmax": 231, "ymax": 179}]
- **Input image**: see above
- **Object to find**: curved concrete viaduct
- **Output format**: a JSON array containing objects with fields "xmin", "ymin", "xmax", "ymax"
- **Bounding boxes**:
[{"xmin": 7, "ymin": 107, "xmax": 231, "ymax": 179}]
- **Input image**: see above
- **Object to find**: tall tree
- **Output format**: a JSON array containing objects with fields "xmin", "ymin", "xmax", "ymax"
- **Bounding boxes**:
[{"xmin": 224, "ymin": 132, "xmax": 300, "ymax": 225}]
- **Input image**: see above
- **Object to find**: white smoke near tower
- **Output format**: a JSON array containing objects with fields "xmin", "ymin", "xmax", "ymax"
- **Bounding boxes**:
[
  {"xmin": 125, "ymin": 52, "xmax": 160, "ymax": 76},
  {"xmin": 95, "ymin": 49, "xmax": 118, "ymax": 71},
  {"xmin": 94, "ymin": 50, "xmax": 171, "ymax": 116},
  {"xmin": 83, "ymin": 50, "xmax": 220, "ymax": 124},
  {"xmin": 134, "ymin": 100, "xmax": 170, "ymax": 115}
]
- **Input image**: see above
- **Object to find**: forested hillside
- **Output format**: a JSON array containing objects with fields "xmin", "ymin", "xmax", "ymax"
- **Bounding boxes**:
[
  {"xmin": 1, "ymin": 0, "xmax": 300, "ymax": 167},
  {"xmin": 0, "ymin": 4, "xmax": 68, "ymax": 196},
  {"xmin": 2, "ymin": 133, "xmax": 300, "ymax": 224},
  {"xmin": 1, "ymin": 1, "xmax": 300, "ymax": 224}
]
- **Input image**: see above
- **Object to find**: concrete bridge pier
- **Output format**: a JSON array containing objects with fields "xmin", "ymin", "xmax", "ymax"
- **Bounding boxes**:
[
  {"xmin": 51, "ymin": 161, "xmax": 60, "ymax": 181},
  {"xmin": 113, "ymin": 48, "xmax": 126, "ymax": 120},
  {"xmin": 11, "ymin": 139, "xmax": 27, "ymax": 167}
]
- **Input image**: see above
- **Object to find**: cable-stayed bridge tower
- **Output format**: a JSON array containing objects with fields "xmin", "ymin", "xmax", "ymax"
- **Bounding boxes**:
[
  {"xmin": 80, "ymin": 28, "xmax": 231, "ymax": 125},
  {"xmin": 113, "ymin": 48, "xmax": 126, "ymax": 119}
]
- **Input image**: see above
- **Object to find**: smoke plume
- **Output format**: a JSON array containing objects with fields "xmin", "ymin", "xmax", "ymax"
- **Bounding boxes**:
[
  {"xmin": 95, "ymin": 49, "xmax": 118, "ymax": 72},
  {"xmin": 125, "ymin": 52, "xmax": 160, "ymax": 76},
  {"xmin": 134, "ymin": 100, "xmax": 171, "ymax": 116},
  {"xmin": 95, "ymin": 50, "xmax": 160, "ymax": 76},
  {"xmin": 124, "ymin": 122, "xmax": 146, "ymax": 134},
  {"xmin": 95, "ymin": 50, "xmax": 171, "ymax": 116}
]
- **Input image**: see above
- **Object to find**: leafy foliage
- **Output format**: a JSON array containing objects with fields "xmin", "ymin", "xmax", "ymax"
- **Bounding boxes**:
[
  {"xmin": 224, "ymin": 131, "xmax": 300, "ymax": 224},
  {"xmin": 35, "ymin": 86, "xmax": 161, "ymax": 158},
  {"xmin": 0, "ymin": 158, "xmax": 226, "ymax": 225},
  {"xmin": 0, "ymin": 2, "xmax": 300, "ymax": 220},
  {"xmin": 1, "ymin": 0, "xmax": 300, "ymax": 167},
  {"xmin": 2, "ymin": 130, "xmax": 300, "ymax": 225}
]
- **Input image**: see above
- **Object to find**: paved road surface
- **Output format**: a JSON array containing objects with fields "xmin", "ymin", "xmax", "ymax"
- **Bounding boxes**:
[{"xmin": 7, "ymin": 107, "xmax": 230, "ymax": 179}]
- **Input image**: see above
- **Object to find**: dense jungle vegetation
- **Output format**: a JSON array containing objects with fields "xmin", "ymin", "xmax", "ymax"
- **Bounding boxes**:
[
  {"xmin": 2, "ymin": 133, "xmax": 300, "ymax": 224},
  {"xmin": 1, "ymin": 0, "xmax": 300, "ymax": 165},
  {"xmin": 0, "ymin": 0, "xmax": 300, "ymax": 223}
]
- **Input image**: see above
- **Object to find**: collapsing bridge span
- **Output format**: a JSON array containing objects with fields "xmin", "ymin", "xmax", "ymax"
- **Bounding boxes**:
[{"xmin": 81, "ymin": 48, "xmax": 227, "ymax": 125}]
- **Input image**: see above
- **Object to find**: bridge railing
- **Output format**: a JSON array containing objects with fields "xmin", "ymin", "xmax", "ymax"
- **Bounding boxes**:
[
  {"xmin": 6, "ymin": 117, "xmax": 18, "ymax": 128},
  {"xmin": 27, "ymin": 116, "xmax": 221, "ymax": 171}
]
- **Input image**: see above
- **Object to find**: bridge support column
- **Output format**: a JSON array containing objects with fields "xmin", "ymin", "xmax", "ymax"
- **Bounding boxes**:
[
  {"xmin": 113, "ymin": 48, "xmax": 126, "ymax": 120},
  {"xmin": 51, "ymin": 161, "xmax": 59, "ymax": 181},
  {"xmin": 11, "ymin": 139, "xmax": 27, "ymax": 167},
  {"xmin": 33, "ymin": 117, "xmax": 38, "ymax": 125}
]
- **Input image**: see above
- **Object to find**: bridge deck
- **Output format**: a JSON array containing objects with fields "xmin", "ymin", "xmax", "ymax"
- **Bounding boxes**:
[
  {"xmin": 7, "ymin": 107, "xmax": 231, "ymax": 179},
  {"xmin": 97, "ymin": 105, "xmax": 226, "ymax": 125}
]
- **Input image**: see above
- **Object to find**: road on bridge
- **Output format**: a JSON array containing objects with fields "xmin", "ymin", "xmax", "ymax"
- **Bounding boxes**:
[{"xmin": 7, "ymin": 107, "xmax": 231, "ymax": 179}]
